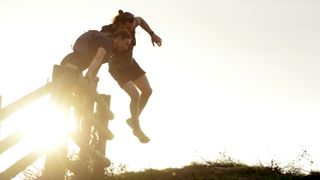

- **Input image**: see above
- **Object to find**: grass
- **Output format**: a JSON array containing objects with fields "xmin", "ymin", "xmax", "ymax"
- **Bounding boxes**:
[
  {"xmin": 20, "ymin": 149, "xmax": 320, "ymax": 180},
  {"xmin": 104, "ymin": 161, "xmax": 320, "ymax": 180},
  {"xmin": 103, "ymin": 150, "xmax": 320, "ymax": 180}
]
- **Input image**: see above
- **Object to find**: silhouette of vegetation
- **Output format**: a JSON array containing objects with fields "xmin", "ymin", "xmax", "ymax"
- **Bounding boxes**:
[
  {"xmin": 103, "ymin": 162, "xmax": 320, "ymax": 180},
  {"xmin": 103, "ymin": 151, "xmax": 320, "ymax": 180},
  {"xmin": 19, "ymin": 149, "xmax": 320, "ymax": 180},
  {"xmin": 104, "ymin": 149, "xmax": 320, "ymax": 179}
]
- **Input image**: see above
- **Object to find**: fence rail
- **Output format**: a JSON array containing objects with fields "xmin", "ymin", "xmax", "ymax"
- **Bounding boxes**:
[{"xmin": 0, "ymin": 79, "xmax": 112, "ymax": 180}]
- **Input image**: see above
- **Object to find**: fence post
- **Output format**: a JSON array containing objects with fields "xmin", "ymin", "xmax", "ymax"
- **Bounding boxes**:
[{"xmin": 93, "ymin": 94, "xmax": 112, "ymax": 179}]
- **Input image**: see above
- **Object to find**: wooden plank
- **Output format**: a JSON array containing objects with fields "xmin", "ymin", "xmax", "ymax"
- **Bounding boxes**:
[
  {"xmin": 0, "ymin": 129, "xmax": 26, "ymax": 155},
  {"xmin": 0, "ymin": 83, "xmax": 52, "ymax": 122},
  {"xmin": 0, "ymin": 150, "xmax": 44, "ymax": 180}
]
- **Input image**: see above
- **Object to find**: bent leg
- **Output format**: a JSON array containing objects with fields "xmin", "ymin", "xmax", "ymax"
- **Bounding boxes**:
[
  {"xmin": 122, "ymin": 80, "xmax": 150, "ymax": 143},
  {"xmin": 133, "ymin": 74, "xmax": 152, "ymax": 115},
  {"xmin": 121, "ymin": 81, "xmax": 141, "ymax": 121}
]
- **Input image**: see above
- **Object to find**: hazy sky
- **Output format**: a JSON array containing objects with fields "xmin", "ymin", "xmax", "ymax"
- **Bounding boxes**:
[{"xmin": 0, "ymin": 0, "xmax": 320, "ymax": 175}]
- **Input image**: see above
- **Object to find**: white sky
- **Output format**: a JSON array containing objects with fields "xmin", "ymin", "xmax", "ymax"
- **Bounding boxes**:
[{"xmin": 0, "ymin": 0, "xmax": 320, "ymax": 176}]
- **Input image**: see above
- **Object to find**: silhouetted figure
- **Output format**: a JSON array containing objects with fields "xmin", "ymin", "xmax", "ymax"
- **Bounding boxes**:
[
  {"xmin": 101, "ymin": 10, "xmax": 162, "ymax": 143},
  {"xmin": 44, "ymin": 29, "xmax": 132, "ymax": 180}
]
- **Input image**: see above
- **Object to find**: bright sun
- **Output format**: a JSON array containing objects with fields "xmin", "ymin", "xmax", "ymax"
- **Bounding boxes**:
[
  {"xmin": 0, "ymin": 94, "xmax": 81, "ymax": 178},
  {"xmin": 0, "ymin": 83, "xmax": 145, "ymax": 174},
  {"xmin": 4, "ymin": 96, "xmax": 76, "ymax": 151}
]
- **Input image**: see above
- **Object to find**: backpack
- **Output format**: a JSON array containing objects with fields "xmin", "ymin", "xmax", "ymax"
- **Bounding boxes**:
[{"xmin": 73, "ymin": 30, "xmax": 103, "ymax": 55}]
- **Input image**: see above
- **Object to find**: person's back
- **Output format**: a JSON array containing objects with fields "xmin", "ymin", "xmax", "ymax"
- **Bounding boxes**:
[
  {"xmin": 73, "ymin": 30, "xmax": 102, "ymax": 55},
  {"xmin": 53, "ymin": 30, "xmax": 113, "ymax": 110},
  {"xmin": 61, "ymin": 30, "xmax": 113, "ymax": 72}
]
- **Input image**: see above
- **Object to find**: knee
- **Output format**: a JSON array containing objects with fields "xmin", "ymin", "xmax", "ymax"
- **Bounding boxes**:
[
  {"xmin": 129, "ymin": 92, "xmax": 140, "ymax": 103},
  {"xmin": 143, "ymin": 87, "xmax": 153, "ymax": 98}
]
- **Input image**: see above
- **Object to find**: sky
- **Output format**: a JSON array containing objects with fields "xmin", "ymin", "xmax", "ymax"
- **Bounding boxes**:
[{"xmin": 0, "ymin": 0, "xmax": 320, "ymax": 177}]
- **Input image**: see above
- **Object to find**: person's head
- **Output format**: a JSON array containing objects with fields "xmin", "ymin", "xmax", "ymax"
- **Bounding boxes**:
[
  {"xmin": 113, "ymin": 29, "xmax": 132, "ymax": 52},
  {"xmin": 113, "ymin": 10, "xmax": 135, "ymax": 32}
]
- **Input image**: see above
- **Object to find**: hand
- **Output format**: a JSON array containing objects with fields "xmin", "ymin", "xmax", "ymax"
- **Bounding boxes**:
[
  {"xmin": 85, "ymin": 75, "xmax": 99, "ymax": 88},
  {"xmin": 151, "ymin": 34, "xmax": 162, "ymax": 47}
]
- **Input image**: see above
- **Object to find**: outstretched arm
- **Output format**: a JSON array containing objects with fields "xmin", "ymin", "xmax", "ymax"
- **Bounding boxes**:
[
  {"xmin": 135, "ymin": 16, "xmax": 162, "ymax": 47},
  {"xmin": 85, "ymin": 47, "xmax": 107, "ymax": 82}
]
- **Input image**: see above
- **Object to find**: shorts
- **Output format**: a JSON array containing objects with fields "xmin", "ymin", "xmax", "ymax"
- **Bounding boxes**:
[
  {"xmin": 52, "ymin": 64, "xmax": 81, "ymax": 91},
  {"xmin": 51, "ymin": 64, "xmax": 82, "ymax": 104},
  {"xmin": 109, "ymin": 58, "xmax": 146, "ymax": 87},
  {"xmin": 52, "ymin": 64, "xmax": 100, "ymax": 104}
]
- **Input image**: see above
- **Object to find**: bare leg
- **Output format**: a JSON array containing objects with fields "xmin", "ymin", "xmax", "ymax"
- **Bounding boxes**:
[
  {"xmin": 121, "ymin": 81, "xmax": 141, "ymax": 122},
  {"xmin": 122, "ymin": 78, "xmax": 151, "ymax": 143},
  {"xmin": 133, "ymin": 74, "xmax": 152, "ymax": 116}
]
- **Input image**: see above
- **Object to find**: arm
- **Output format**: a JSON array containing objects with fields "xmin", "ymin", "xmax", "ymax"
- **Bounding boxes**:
[
  {"xmin": 135, "ymin": 16, "xmax": 162, "ymax": 47},
  {"xmin": 85, "ymin": 47, "xmax": 107, "ymax": 82}
]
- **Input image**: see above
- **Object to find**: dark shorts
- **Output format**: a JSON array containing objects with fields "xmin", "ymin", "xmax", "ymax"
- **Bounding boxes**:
[
  {"xmin": 109, "ymin": 58, "xmax": 146, "ymax": 87},
  {"xmin": 51, "ymin": 64, "xmax": 82, "ymax": 104},
  {"xmin": 52, "ymin": 64, "xmax": 81, "ymax": 89}
]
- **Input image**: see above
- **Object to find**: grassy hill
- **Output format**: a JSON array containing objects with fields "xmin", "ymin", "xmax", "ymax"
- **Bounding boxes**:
[
  {"xmin": 103, "ymin": 150, "xmax": 320, "ymax": 180},
  {"xmin": 19, "ymin": 150, "xmax": 320, "ymax": 180},
  {"xmin": 104, "ymin": 162, "xmax": 320, "ymax": 180},
  {"xmin": 21, "ymin": 159, "xmax": 320, "ymax": 180}
]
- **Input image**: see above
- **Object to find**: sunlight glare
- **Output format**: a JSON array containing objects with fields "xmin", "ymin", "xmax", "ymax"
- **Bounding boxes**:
[{"xmin": 20, "ymin": 97, "xmax": 76, "ymax": 150}]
